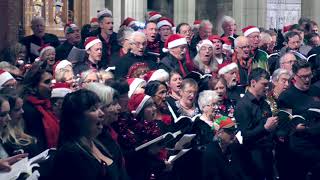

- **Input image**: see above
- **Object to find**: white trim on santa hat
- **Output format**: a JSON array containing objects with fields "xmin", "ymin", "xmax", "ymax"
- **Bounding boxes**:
[
  {"xmin": 128, "ymin": 78, "xmax": 146, "ymax": 98},
  {"xmin": 51, "ymin": 88, "xmax": 72, "ymax": 98},
  {"xmin": 167, "ymin": 37, "xmax": 187, "ymax": 50},
  {"xmin": 149, "ymin": 14, "xmax": 162, "ymax": 21},
  {"xmin": 0, "ymin": 71, "xmax": 14, "ymax": 88},
  {"xmin": 39, "ymin": 46, "xmax": 55, "ymax": 57},
  {"xmin": 55, "ymin": 60, "xmax": 72, "ymax": 73},
  {"xmin": 243, "ymin": 27, "xmax": 260, "ymax": 37},
  {"xmin": 148, "ymin": 69, "xmax": 169, "ymax": 82},
  {"xmin": 85, "ymin": 38, "xmax": 102, "ymax": 51},
  {"xmin": 196, "ymin": 39, "xmax": 214, "ymax": 52},
  {"xmin": 218, "ymin": 62, "xmax": 238, "ymax": 75},
  {"xmin": 157, "ymin": 20, "xmax": 172, "ymax": 29},
  {"xmin": 134, "ymin": 95, "xmax": 151, "ymax": 115},
  {"xmin": 222, "ymin": 44, "xmax": 234, "ymax": 54}
]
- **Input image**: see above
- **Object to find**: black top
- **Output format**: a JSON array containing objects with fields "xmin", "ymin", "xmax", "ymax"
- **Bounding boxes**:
[
  {"xmin": 20, "ymin": 33, "xmax": 60, "ymax": 63},
  {"xmin": 226, "ymin": 85, "xmax": 246, "ymax": 105},
  {"xmin": 97, "ymin": 32, "xmax": 121, "ymax": 68},
  {"xmin": 191, "ymin": 117, "xmax": 214, "ymax": 146},
  {"xmin": 22, "ymin": 101, "xmax": 48, "ymax": 152},
  {"xmin": 113, "ymin": 52, "xmax": 158, "ymax": 78},
  {"xmin": 234, "ymin": 91, "xmax": 273, "ymax": 149},
  {"xmin": 159, "ymin": 54, "xmax": 190, "ymax": 77},
  {"xmin": 55, "ymin": 41, "xmax": 84, "ymax": 61},
  {"xmin": 52, "ymin": 141, "xmax": 122, "ymax": 180}
]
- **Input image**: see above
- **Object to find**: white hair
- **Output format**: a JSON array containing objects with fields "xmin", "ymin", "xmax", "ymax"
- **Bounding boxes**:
[
  {"xmin": 31, "ymin": 16, "xmax": 45, "ymax": 25},
  {"xmin": 221, "ymin": 16, "xmax": 235, "ymax": 26},
  {"xmin": 193, "ymin": 54, "xmax": 218, "ymax": 73},
  {"xmin": 279, "ymin": 52, "xmax": 296, "ymax": 64},
  {"xmin": 84, "ymin": 82, "xmax": 116, "ymax": 106},
  {"xmin": 199, "ymin": 20, "xmax": 213, "ymax": 29},
  {"xmin": 272, "ymin": 68, "xmax": 290, "ymax": 82},
  {"xmin": 198, "ymin": 90, "xmax": 219, "ymax": 111},
  {"xmin": 128, "ymin": 31, "xmax": 146, "ymax": 43},
  {"xmin": 80, "ymin": 69, "xmax": 100, "ymax": 84}
]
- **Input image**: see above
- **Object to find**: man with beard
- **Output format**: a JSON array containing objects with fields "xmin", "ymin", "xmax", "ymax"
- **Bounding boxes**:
[
  {"xmin": 232, "ymin": 36, "xmax": 252, "ymax": 86},
  {"xmin": 242, "ymin": 26, "xmax": 269, "ymax": 72},
  {"xmin": 268, "ymin": 31, "xmax": 304, "ymax": 74},
  {"xmin": 157, "ymin": 17, "xmax": 174, "ymax": 59},
  {"xmin": 218, "ymin": 62, "xmax": 245, "ymax": 104},
  {"xmin": 55, "ymin": 23, "xmax": 82, "ymax": 60},
  {"xmin": 190, "ymin": 20, "xmax": 213, "ymax": 57},
  {"xmin": 73, "ymin": 37, "xmax": 102, "ymax": 75},
  {"xmin": 95, "ymin": 11, "xmax": 120, "ymax": 68},
  {"xmin": 278, "ymin": 60, "xmax": 320, "ymax": 180},
  {"xmin": 20, "ymin": 17, "xmax": 60, "ymax": 63},
  {"xmin": 113, "ymin": 31, "xmax": 158, "ymax": 78},
  {"xmin": 159, "ymin": 34, "xmax": 190, "ymax": 77},
  {"xmin": 235, "ymin": 68, "xmax": 279, "ymax": 180}
]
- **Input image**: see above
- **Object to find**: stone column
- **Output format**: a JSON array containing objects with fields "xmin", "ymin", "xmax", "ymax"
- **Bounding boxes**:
[
  {"xmin": 112, "ymin": 0, "xmax": 122, "ymax": 32},
  {"xmin": 301, "ymin": 0, "xmax": 320, "ymax": 24},
  {"xmin": 174, "ymin": 0, "xmax": 196, "ymax": 25},
  {"xmin": 124, "ymin": 0, "xmax": 147, "ymax": 22}
]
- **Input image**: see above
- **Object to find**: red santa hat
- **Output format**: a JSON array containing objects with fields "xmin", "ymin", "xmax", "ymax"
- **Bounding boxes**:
[
  {"xmin": 220, "ymin": 36, "xmax": 234, "ymax": 53},
  {"xmin": 218, "ymin": 62, "xmax": 238, "ymax": 75},
  {"xmin": 90, "ymin": 18, "xmax": 98, "ymax": 24},
  {"xmin": 127, "ymin": 78, "xmax": 146, "ymax": 98},
  {"xmin": 162, "ymin": 34, "xmax": 187, "ymax": 52},
  {"xmin": 64, "ymin": 22, "xmax": 78, "ymax": 34},
  {"xmin": 121, "ymin": 17, "xmax": 136, "ymax": 27},
  {"xmin": 242, "ymin": 25, "xmax": 260, "ymax": 37},
  {"xmin": 38, "ymin": 44, "xmax": 55, "ymax": 57},
  {"xmin": 0, "ymin": 69, "xmax": 14, "ymax": 88},
  {"xmin": 148, "ymin": 11, "xmax": 162, "ymax": 21},
  {"xmin": 128, "ymin": 93, "xmax": 151, "ymax": 115},
  {"xmin": 208, "ymin": 35, "xmax": 222, "ymax": 42},
  {"xmin": 51, "ymin": 82, "xmax": 72, "ymax": 98},
  {"xmin": 127, "ymin": 62, "xmax": 149, "ymax": 78},
  {"xmin": 157, "ymin": 17, "xmax": 174, "ymax": 29},
  {"xmin": 193, "ymin": 19, "xmax": 202, "ymax": 25},
  {"xmin": 196, "ymin": 39, "xmax": 214, "ymax": 51},
  {"xmin": 144, "ymin": 69, "xmax": 169, "ymax": 82},
  {"xmin": 97, "ymin": 8, "xmax": 112, "ymax": 19},
  {"xmin": 84, "ymin": 37, "xmax": 102, "ymax": 51},
  {"xmin": 283, "ymin": 24, "xmax": 292, "ymax": 33},
  {"xmin": 53, "ymin": 60, "xmax": 72, "ymax": 73}
]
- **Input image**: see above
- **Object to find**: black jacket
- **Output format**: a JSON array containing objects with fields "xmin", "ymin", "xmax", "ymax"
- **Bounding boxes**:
[{"xmin": 159, "ymin": 54, "xmax": 190, "ymax": 76}]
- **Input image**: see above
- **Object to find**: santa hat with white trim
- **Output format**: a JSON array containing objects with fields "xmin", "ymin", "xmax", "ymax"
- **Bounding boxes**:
[
  {"xmin": 128, "ymin": 93, "xmax": 151, "ymax": 115},
  {"xmin": 0, "ymin": 69, "xmax": 14, "ymax": 88},
  {"xmin": 144, "ymin": 69, "xmax": 169, "ymax": 82},
  {"xmin": 196, "ymin": 39, "xmax": 214, "ymax": 52},
  {"xmin": 242, "ymin": 25, "xmax": 260, "ymax": 37},
  {"xmin": 51, "ymin": 82, "xmax": 72, "ymax": 98},
  {"xmin": 147, "ymin": 11, "xmax": 162, "ymax": 21},
  {"xmin": 162, "ymin": 34, "xmax": 187, "ymax": 52},
  {"xmin": 84, "ymin": 37, "xmax": 102, "ymax": 51},
  {"xmin": 121, "ymin": 17, "xmax": 136, "ymax": 27},
  {"xmin": 64, "ymin": 22, "xmax": 78, "ymax": 34},
  {"xmin": 38, "ymin": 44, "xmax": 55, "ymax": 57},
  {"xmin": 218, "ymin": 62, "xmax": 238, "ymax": 75},
  {"xmin": 127, "ymin": 78, "xmax": 146, "ymax": 98},
  {"xmin": 97, "ymin": 8, "xmax": 112, "ymax": 19},
  {"xmin": 157, "ymin": 17, "xmax": 174, "ymax": 29}
]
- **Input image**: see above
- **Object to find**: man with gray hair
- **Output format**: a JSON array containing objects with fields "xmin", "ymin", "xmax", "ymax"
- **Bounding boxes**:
[
  {"xmin": 279, "ymin": 52, "xmax": 297, "ymax": 73},
  {"xmin": 20, "ymin": 17, "xmax": 60, "ymax": 63},
  {"xmin": 190, "ymin": 20, "xmax": 213, "ymax": 56},
  {"xmin": 114, "ymin": 31, "xmax": 158, "ymax": 78},
  {"xmin": 220, "ymin": 15, "xmax": 238, "ymax": 47}
]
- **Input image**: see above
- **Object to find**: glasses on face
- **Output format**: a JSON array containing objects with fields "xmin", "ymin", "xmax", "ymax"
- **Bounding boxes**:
[
  {"xmin": 296, "ymin": 73, "xmax": 313, "ymax": 82},
  {"xmin": 132, "ymin": 41, "xmax": 147, "ymax": 47}
]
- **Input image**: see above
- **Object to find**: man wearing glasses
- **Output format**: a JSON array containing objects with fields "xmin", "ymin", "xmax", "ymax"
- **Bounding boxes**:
[{"xmin": 278, "ymin": 60, "xmax": 320, "ymax": 180}]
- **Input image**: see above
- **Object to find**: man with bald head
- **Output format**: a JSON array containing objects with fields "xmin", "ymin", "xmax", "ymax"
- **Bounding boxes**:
[
  {"xmin": 232, "ymin": 36, "xmax": 252, "ymax": 85},
  {"xmin": 20, "ymin": 17, "xmax": 60, "ymax": 63}
]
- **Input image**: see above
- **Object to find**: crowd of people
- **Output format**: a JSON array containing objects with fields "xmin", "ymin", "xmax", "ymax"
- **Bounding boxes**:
[{"xmin": 0, "ymin": 7, "xmax": 319, "ymax": 180}]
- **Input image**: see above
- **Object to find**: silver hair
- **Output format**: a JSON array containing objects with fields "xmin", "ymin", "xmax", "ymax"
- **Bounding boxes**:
[
  {"xmin": 84, "ymin": 82, "xmax": 116, "ymax": 106},
  {"xmin": 55, "ymin": 68, "xmax": 74, "ymax": 83},
  {"xmin": 198, "ymin": 90, "xmax": 219, "ymax": 111},
  {"xmin": 31, "ymin": 16, "xmax": 45, "ymax": 25},
  {"xmin": 272, "ymin": 68, "xmax": 290, "ymax": 82},
  {"xmin": 279, "ymin": 52, "xmax": 296, "ymax": 64},
  {"xmin": 221, "ymin": 16, "xmax": 235, "ymax": 26},
  {"xmin": 117, "ymin": 26, "xmax": 134, "ymax": 46},
  {"xmin": 193, "ymin": 53, "xmax": 218, "ymax": 73},
  {"xmin": 199, "ymin": 20, "xmax": 213, "ymax": 29},
  {"xmin": 128, "ymin": 31, "xmax": 146, "ymax": 44},
  {"xmin": 79, "ymin": 69, "xmax": 100, "ymax": 84}
]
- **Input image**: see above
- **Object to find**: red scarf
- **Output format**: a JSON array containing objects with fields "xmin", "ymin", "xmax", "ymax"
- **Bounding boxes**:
[
  {"xmin": 185, "ymin": 49, "xmax": 196, "ymax": 71},
  {"xmin": 232, "ymin": 52, "xmax": 253, "ymax": 81},
  {"xmin": 27, "ymin": 96, "xmax": 60, "ymax": 148}
]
